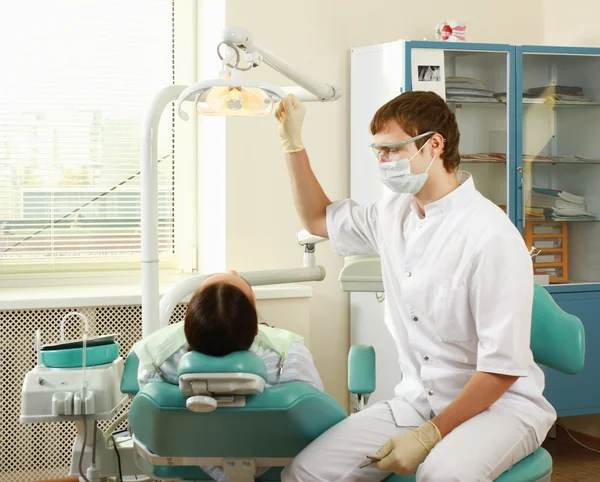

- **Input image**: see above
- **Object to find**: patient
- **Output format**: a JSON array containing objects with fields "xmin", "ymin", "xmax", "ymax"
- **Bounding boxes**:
[{"xmin": 133, "ymin": 270, "xmax": 323, "ymax": 482}]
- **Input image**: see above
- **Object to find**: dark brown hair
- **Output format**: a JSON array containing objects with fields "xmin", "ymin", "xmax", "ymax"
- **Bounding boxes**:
[
  {"xmin": 370, "ymin": 91, "xmax": 461, "ymax": 172},
  {"xmin": 184, "ymin": 282, "xmax": 257, "ymax": 357}
]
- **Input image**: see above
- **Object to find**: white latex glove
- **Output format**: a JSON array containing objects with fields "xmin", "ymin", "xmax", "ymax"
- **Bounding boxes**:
[
  {"xmin": 374, "ymin": 421, "xmax": 442, "ymax": 475},
  {"xmin": 274, "ymin": 93, "xmax": 306, "ymax": 153}
]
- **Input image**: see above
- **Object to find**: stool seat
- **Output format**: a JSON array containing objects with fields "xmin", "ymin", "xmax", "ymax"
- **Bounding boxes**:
[{"xmin": 384, "ymin": 447, "xmax": 552, "ymax": 482}]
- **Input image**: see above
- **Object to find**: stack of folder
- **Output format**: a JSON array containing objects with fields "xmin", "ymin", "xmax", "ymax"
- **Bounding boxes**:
[{"xmin": 529, "ymin": 187, "xmax": 595, "ymax": 221}]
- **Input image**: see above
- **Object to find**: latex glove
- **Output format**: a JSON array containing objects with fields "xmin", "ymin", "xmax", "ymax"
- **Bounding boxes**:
[
  {"xmin": 374, "ymin": 421, "xmax": 442, "ymax": 476},
  {"xmin": 274, "ymin": 93, "xmax": 306, "ymax": 153}
]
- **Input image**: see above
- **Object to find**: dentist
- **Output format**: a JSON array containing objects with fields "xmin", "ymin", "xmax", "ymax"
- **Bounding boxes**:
[{"xmin": 276, "ymin": 91, "xmax": 556, "ymax": 481}]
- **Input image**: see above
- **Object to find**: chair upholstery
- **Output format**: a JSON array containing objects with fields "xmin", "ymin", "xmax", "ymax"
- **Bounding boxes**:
[{"xmin": 127, "ymin": 351, "xmax": 347, "ymax": 480}]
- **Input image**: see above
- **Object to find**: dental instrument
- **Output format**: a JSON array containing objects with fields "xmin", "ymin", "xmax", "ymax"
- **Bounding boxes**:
[{"xmin": 359, "ymin": 455, "xmax": 383, "ymax": 469}]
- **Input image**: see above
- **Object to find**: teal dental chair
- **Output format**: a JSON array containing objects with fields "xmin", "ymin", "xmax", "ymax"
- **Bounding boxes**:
[
  {"xmin": 123, "ymin": 284, "xmax": 584, "ymax": 481},
  {"xmin": 347, "ymin": 284, "xmax": 584, "ymax": 482}
]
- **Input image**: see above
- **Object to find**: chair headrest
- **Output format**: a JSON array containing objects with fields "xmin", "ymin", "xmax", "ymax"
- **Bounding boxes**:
[
  {"xmin": 177, "ymin": 351, "xmax": 269, "ymax": 405},
  {"xmin": 178, "ymin": 351, "xmax": 268, "ymax": 381}
]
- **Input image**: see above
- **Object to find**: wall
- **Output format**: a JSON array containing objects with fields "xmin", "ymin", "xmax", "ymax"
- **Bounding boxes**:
[
  {"xmin": 543, "ymin": 0, "xmax": 600, "ymax": 46},
  {"xmin": 222, "ymin": 0, "xmax": 547, "ymax": 409}
]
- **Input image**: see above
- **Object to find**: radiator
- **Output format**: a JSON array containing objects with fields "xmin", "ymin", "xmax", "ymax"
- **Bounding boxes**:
[{"xmin": 0, "ymin": 303, "xmax": 187, "ymax": 481}]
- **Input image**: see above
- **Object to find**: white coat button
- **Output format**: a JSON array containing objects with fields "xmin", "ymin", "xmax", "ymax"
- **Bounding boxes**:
[
  {"xmin": 423, "ymin": 355, "xmax": 429, "ymax": 361},
  {"xmin": 406, "ymin": 272, "xmax": 412, "ymax": 277},
  {"xmin": 418, "ymin": 223, "xmax": 423, "ymax": 228},
  {"xmin": 412, "ymin": 316, "xmax": 418, "ymax": 322},
  {"xmin": 428, "ymin": 390, "xmax": 434, "ymax": 396}
]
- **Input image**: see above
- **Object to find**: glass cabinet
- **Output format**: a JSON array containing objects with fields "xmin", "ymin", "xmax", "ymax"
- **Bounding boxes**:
[
  {"xmin": 408, "ymin": 42, "xmax": 515, "ymax": 219},
  {"xmin": 443, "ymin": 47, "xmax": 513, "ymax": 218},
  {"xmin": 517, "ymin": 47, "xmax": 600, "ymax": 285}
]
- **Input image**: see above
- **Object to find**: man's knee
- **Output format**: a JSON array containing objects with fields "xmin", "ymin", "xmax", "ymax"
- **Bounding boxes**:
[
  {"xmin": 417, "ymin": 457, "xmax": 486, "ymax": 482},
  {"xmin": 417, "ymin": 461, "xmax": 463, "ymax": 482},
  {"xmin": 281, "ymin": 457, "xmax": 323, "ymax": 482}
]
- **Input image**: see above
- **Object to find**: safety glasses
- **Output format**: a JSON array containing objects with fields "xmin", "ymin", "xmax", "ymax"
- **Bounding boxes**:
[{"xmin": 369, "ymin": 131, "xmax": 436, "ymax": 162}]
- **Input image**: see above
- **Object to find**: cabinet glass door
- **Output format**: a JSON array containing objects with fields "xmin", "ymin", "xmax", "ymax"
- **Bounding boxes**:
[
  {"xmin": 519, "ymin": 48, "xmax": 600, "ymax": 285},
  {"xmin": 432, "ymin": 46, "xmax": 513, "ymax": 218}
]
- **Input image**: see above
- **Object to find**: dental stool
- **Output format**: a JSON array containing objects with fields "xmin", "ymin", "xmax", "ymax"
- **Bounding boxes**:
[
  {"xmin": 124, "ymin": 350, "xmax": 347, "ymax": 481},
  {"xmin": 348, "ymin": 284, "xmax": 585, "ymax": 482}
]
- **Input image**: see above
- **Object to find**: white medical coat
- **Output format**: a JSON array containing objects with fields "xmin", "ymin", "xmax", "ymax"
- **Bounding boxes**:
[{"xmin": 326, "ymin": 172, "xmax": 556, "ymax": 443}]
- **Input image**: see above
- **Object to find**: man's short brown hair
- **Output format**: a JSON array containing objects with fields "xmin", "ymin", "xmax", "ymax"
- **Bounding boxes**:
[{"xmin": 370, "ymin": 91, "xmax": 461, "ymax": 172}]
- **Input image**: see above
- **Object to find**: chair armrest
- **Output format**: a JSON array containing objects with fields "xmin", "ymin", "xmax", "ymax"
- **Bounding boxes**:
[{"xmin": 348, "ymin": 345, "xmax": 376, "ymax": 395}]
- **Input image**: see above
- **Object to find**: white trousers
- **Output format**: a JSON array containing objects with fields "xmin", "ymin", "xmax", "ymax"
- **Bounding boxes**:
[{"xmin": 281, "ymin": 399, "xmax": 539, "ymax": 482}]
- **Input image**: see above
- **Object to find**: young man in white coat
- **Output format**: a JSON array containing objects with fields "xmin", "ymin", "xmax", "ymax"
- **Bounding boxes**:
[{"xmin": 275, "ymin": 91, "xmax": 556, "ymax": 481}]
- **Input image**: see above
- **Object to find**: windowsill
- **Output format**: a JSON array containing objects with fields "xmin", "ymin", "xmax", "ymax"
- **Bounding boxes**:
[{"xmin": 0, "ymin": 282, "xmax": 313, "ymax": 311}]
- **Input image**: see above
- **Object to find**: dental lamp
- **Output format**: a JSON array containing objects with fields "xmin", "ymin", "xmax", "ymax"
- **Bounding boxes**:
[
  {"xmin": 176, "ymin": 26, "xmax": 341, "ymax": 119},
  {"xmin": 142, "ymin": 27, "xmax": 341, "ymax": 336}
]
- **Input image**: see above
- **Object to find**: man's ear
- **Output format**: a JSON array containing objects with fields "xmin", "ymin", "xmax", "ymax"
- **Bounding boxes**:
[{"xmin": 430, "ymin": 133, "xmax": 445, "ymax": 159}]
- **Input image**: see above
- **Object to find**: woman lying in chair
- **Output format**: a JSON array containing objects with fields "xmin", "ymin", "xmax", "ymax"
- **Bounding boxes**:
[{"xmin": 132, "ymin": 270, "xmax": 324, "ymax": 481}]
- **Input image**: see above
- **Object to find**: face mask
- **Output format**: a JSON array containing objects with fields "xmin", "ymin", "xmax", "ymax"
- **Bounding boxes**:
[{"xmin": 378, "ymin": 140, "xmax": 435, "ymax": 194}]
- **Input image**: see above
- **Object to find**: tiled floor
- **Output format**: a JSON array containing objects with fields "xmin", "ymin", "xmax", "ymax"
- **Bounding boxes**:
[{"xmin": 543, "ymin": 426, "xmax": 600, "ymax": 481}]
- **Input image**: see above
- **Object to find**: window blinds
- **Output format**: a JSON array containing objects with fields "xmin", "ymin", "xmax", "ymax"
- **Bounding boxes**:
[{"xmin": 0, "ymin": 0, "xmax": 176, "ymax": 271}]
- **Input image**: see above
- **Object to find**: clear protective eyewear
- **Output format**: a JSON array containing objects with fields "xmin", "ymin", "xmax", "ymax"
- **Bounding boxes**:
[{"xmin": 370, "ymin": 131, "xmax": 436, "ymax": 162}]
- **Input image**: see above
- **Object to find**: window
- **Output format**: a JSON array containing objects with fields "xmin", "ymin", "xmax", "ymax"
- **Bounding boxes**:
[{"xmin": 0, "ymin": 0, "xmax": 177, "ymax": 274}]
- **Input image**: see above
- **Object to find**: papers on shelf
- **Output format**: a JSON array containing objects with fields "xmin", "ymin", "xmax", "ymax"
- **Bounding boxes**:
[
  {"xmin": 523, "ymin": 85, "xmax": 598, "ymax": 104},
  {"xmin": 461, "ymin": 153, "xmax": 506, "ymax": 162},
  {"xmin": 446, "ymin": 76, "xmax": 499, "ymax": 102},
  {"xmin": 528, "ymin": 186, "xmax": 596, "ymax": 221},
  {"xmin": 461, "ymin": 153, "xmax": 600, "ymax": 164}
]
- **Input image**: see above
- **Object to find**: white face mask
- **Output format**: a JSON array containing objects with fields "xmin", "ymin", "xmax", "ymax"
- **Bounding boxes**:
[{"xmin": 378, "ymin": 139, "xmax": 435, "ymax": 194}]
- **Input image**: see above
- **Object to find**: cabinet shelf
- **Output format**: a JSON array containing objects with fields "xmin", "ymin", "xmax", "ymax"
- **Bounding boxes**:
[
  {"xmin": 523, "ymin": 158, "xmax": 600, "ymax": 165},
  {"xmin": 447, "ymin": 99, "xmax": 600, "ymax": 107},
  {"xmin": 526, "ymin": 218, "xmax": 600, "ymax": 223},
  {"xmin": 460, "ymin": 157, "xmax": 600, "ymax": 165},
  {"xmin": 461, "ymin": 160, "xmax": 506, "ymax": 164},
  {"xmin": 448, "ymin": 99, "xmax": 504, "ymax": 106},
  {"xmin": 523, "ymin": 100, "xmax": 600, "ymax": 107}
]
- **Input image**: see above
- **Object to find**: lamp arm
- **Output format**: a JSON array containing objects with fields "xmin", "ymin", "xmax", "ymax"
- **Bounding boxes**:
[{"xmin": 222, "ymin": 26, "xmax": 341, "ymax": 102}]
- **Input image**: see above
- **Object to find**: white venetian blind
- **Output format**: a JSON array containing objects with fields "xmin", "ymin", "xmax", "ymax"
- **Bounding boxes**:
[{"xmin": 0, "ymin": 0, "xmax": 176, "ymax": 273}]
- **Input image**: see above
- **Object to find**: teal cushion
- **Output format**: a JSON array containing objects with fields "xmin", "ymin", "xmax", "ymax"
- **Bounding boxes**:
[
  {"xmin": 40, "ymin": 342, "xmax": 119, "ymax": 368},
  {"xmin": 383, "ymin": 447, "xmax": 552, "ymax": 482},
  {"xmin": 121, "ymin": 352, "xmax": 140, "ymax": 395},
  {"xmin": 129, "ymin": 381, "xmax": 346, "ymax": 458},
  {"xmin": 178, "ymin": 350, "xmax": 269, "ymax": 382},
  {"xmin": 495, "ymin": 448, "xmax": 552, "ymax": 482},
  {"xmin": 348, "ymin": 345, "xmax": 376, "ymax": 395},
  {"xmin": 531, "ymin": 284, "xmax": 585, "ymax": 374}
]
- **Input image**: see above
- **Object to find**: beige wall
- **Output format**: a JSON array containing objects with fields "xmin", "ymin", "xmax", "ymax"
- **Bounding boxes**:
[
  {"xmin": 221, "ymin": 0, "xmax": 550, "ymax": 410},
  {"xmin": 543, "ymin": 0, "xmax": 600, "ymax": 46}
]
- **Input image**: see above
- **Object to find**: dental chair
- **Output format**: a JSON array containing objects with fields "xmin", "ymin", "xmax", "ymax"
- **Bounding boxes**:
[
  {"xmin": 123, "ymin": 349, "xmax": 348, "ymax": 481},
  {"xmin": 348, "ymin": 283, "xmax": 585, "ymax": 482},
  {"xmin": 123, "ymin": 283, "xmax": 584, "ymax": 482}
]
